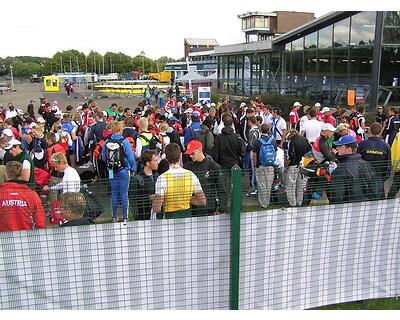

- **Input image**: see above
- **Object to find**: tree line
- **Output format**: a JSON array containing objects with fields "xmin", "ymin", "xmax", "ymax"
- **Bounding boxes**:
[{"xmin": 0, "ymin": 50, "xmax": 184, "ymax": 78}]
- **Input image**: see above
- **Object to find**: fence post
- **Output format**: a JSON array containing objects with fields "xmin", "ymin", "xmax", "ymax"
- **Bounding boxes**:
[{"xmin": 230, "ymin": 165, "xmax": 242, "ymax": 310}]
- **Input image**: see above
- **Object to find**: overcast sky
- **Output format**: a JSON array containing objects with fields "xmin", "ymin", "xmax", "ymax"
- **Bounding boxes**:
[{"xmin": 0, "ymin": 0, "xmax": 395, "ymax": 59}]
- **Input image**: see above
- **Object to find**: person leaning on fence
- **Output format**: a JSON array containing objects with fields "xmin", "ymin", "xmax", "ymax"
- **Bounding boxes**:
[
  {"xmin": 252, "ymin": 123, "xmax": 277, "ymax": 208},
  {"xmin": 285, "ymin": 129, "xmax": 311, "ymax": 207},
  {"xmin": 329, "ymin": 135, "xmax": 379, "ymax": 204},
  {"xmin": 152, "ymin": 143, "xmax": 206, "ymax": 219},
  {"xmin": 0, "ymin": 161, "xmax": 45, "ymax": 232},
  {"xmin": 59, "ymin": 192, "xmax": 93, "ymax": 227},
  {"xmin": 43, "ymin": 152, "xmax": 81, "ymax": 195},
  {"xmin": 102, "ymin": 120, "xmax": 137, "ymax": 224},
  {"xmin": 184, "ymin": 140, "xmax": 227, "ymax": 216},
  {"xmin": 129, "ymin": 150, "xmax": 159, "ymax": 220},
  {"xmin": 357, "ymin": 122, "xmax": 391, "ymax": 199}
]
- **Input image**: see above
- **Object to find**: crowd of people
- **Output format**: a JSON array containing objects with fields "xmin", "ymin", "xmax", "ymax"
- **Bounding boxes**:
[{"xmin": 0, "ymin": 91, "xmax": 400, "ymax": 232}]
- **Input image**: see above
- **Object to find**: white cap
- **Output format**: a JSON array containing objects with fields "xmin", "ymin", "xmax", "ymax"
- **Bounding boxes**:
[
  {"xmin": 76, "ymin": 106, "xmax": 83, "ymax": 111},
  {"xmin": 321, "ymin": 107, "xmax": 330, "ymax": 114},
  {"xmin": 314, "ymin": 102, "xmax": 321, "ymax": 108},
  {"xmin": 192, "ymin": 111, "xmax": 200, "ymax": 117},
  {"xmin": 29, "ymin": 122, "xmax": 38, "ymax": 129},
  {"xmin": 240, "ymin": 102, "xmax": 246, "ymax": 107},
  {"xmin": 1, "ymin": 128, "xmax": 14, "ymax": 137},
  {"xmin": 293, "ymin": 101, "xmax": 302, "ymax": 107},
  {"xmin": 37, "ymin": 117, "xmax": 46, "ymax": 124},
  {"xmin": 210, "ymin": 103, "xmax": 216, "ymax": 107},
  {"xmin": 185, "ymin": 108, "xmax": 193, "ymax": 113},
  {"xmin": 17, "ymin": 109, "xmax": 24, "ymax": 115},
  {"xmin": 5, "ymin": 138, "xmax": 22, "ymax": 149},
  {"xmin": 194, "ymin": 103, "xmax": 201, "ymax": 107},
  {"xmin": 321, "ymin": 123, "xmax": 336, "ymax": 132}
]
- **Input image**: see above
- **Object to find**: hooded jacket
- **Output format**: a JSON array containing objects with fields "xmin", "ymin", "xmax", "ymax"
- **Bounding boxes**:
[
  {"xmin": 330, "ymin": 153, "xmax": 379, "ymax": 204},
  {"xmin": 212, "ymin": 126, "xmax": 246, "ymax": 169}
]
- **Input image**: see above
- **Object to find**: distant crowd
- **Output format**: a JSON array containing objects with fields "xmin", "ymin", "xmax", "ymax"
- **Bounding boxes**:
[{"xmin": 0, "ymin": 86, "xmax": 400, "ymax": 232}]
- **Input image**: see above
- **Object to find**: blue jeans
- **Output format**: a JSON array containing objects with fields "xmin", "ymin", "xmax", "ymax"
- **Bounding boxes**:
[
  {"xmin": 158, "ymin": 98, "xmax": 165, "ymax": 108},
  {"xmin": 110, "ymin": 169, "xmax": 130, "ymax": 220},
  {"xmin": 244, "ymin": 150, "xmax": 256, "ymax": 189}
]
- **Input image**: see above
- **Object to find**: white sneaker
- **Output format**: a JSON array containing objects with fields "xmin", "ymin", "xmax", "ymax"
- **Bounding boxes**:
[{"xmin": 123, "ymin": 219, "xmax": 127, "ymax": 225}]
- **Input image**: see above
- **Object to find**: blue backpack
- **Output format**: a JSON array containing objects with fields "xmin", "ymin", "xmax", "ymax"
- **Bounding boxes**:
[{"xmin": 258, "ymin": 137, "xmax": 276, "ymax": 167}]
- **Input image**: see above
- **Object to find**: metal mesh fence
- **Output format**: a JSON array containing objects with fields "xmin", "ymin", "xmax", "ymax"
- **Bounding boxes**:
[{"xmin": 0, "ymin": 162, "xmax": 400, "ymax": 309}]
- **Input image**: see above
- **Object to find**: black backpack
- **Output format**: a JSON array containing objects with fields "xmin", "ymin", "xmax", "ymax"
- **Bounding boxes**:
[{"xmin": 105, "ymin": 138, "xmax": 126, "ymax": 171}]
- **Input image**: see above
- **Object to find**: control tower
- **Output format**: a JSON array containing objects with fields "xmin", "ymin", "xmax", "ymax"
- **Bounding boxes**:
[{"xmin": 238, "ymin": 11, "xmax": 315, "ymax": 43}]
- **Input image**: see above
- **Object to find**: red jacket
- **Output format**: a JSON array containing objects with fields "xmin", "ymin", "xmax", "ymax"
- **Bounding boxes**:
[{"xmin": 0, "ymin": 182, "xmax": 45, "ymax": 232}]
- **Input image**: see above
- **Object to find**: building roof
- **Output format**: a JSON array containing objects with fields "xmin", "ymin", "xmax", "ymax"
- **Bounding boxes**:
[
  {"xmin": 184, "ymin": 38, "xmax": 219, "ymax": 46},
  {"xmin": 188, "ymin": 50, "xmax": 215, "ymax": 57},
  {"xmin": 238, "ymin": 11, "xmax": 276, "ymax": 19},
  {"xmin": 214, "ymin": 40, "xmax": 272, "ymax": 56},
  {"xmin": 272, "ymin": 11, "xmax": 359, "ymax": 45}
]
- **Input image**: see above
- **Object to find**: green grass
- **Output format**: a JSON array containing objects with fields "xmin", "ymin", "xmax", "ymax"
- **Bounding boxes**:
[{"xmin": 316, "ymin": 298, "xmax": 400, "ymax": 310}]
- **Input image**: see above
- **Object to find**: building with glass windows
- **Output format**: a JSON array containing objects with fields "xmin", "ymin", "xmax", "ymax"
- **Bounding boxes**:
[{"xmin": 215, "ymin": 11, "xmax": 400, "ymax": 108}]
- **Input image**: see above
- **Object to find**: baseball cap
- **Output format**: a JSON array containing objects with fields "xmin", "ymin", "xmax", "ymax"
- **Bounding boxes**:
[
  {"xmin": 185, "ymin": 108, "xmax": 193, "ymax": 114},
  {"xmin": 1, "ymin": 128, "xmax": 14, "ymax": 138},
  {"xmin": 194, "ymin": 102, "xmax": 201, "ymax": 107},
  {"xmin": 37, "ymin": 117, "xmax": 46, "ymax": 124},
  {"xmin": 29, "ymin": 122, "xmax": 38, "ymax": 129},
  {"xmin": 293, "ymin": 101, "xmax": 302, "ymax": 107},
  {"xmin": 321, "ymin": 107, "xmax": 330, "ymax": 114},
  {"xmin": 184, "ymin": 140, "xmax": 203, "ymax": 155},
  {"xmin": 333, "ymin": 135, "xmax": 357, "ymax": 146},
  {"xmin": 169, "ymin": 116, "xmax": 178, "ymax": 122},
  {"xmin": 5, "ymin": 138, "xmax": 22, "ymax": 149},
  {"xmin": 192, "ymin": 110, "xmax": 200, "ymax": 117},
  {"xmin": 314, "ymin": 102, "xmax": 321, "ymax": 108},
  {"xmin": 17, "ymin": 109, "xmax": 24, "ymax": 115},
  {"xmin": 321, "ymin": 123, "xmax": 336, "ymax": 132},
  {"xmin": 240, "ymin": 102, "xmax": 246, "ymax": 107}
]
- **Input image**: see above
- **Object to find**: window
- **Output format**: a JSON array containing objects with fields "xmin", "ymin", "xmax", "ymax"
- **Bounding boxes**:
[
  {"xmin": 350, "ymin": 12, "xmax": 376, "ymax": 46},
  {"xmin": 318, "ymin": 25, "xmax": 333, "ymax": 49},
  {"xmin": 292, "ymin": 37, "xmax": 304, "ymax": 51},
  {"xmin": 349, "ymin": 46, "xmax": 373, "ymax": 86},
  {"xmin": 334, "ymin": 18, "xmax": 350, "ymax": 47},
  {"xmin": 305, "ymin": 32, "xmax": 318, "ymax": 49},
  {"xmin": 383, "ymin": 12, "xmax": 400, "ymax": 44},
  {"xmin": 380, "ymin": 47, "xmax": 400, "ymax": 86}
]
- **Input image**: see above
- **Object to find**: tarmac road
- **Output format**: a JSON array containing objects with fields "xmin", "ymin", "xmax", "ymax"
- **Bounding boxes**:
[{"xmin": 0, "ymin": 82, "xmax": 144, "ymax": 112}]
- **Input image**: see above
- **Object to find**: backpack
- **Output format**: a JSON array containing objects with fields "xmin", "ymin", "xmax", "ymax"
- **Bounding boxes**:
[
  {"xmin": 189, "ymin": 125, "xmax": 201, "ymax": 141},
  {"xmin": 105, "ymin": 138, "xmax": 126, "ymax": 171},
  {"xmin": 125, "ymin": 136, "xmax": 136, "ymax": 154},
  {"xmin": 93, "ymin": 140, "xmax": 105, "ymax": 161},
  {"xmin": 258, "ymin": 137, "xmax": 276, "ymax": 167},
  {"xmin": 139, "ymin": 133, "xmax": 162, "ymax": 153},
  {"xmin": 349, "ymin": 114, "xmax": 359, "ymax": 133}
]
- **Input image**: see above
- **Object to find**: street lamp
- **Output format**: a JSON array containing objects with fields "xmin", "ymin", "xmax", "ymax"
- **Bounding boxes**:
[
  {"xmin": 9, "ymin": 65, "xmax": 15, "ymax": 92},
  {"xmin": 140, "ymin": 51, "xmax": 145, "ymax": 74}
]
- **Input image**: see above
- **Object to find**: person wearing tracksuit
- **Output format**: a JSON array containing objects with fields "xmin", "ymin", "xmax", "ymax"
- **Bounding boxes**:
[{"xmin": 102, "ymin": 121, "xmax": 136, "ymax": 224}]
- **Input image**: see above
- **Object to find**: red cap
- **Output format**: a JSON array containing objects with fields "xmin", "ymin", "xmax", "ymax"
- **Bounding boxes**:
[{"xmin": 184, "ymin": 140, "xmax": 203, "ymax": 155}]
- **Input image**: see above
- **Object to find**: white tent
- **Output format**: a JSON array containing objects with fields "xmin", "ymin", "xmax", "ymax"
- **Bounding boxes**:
[
  {"xmin": 175, "ymin": 70, "xmax": 207, "ymax": 83},
  {"xmin": 205, "ymin": 72, "xmax": 217, "ymax": 80}
]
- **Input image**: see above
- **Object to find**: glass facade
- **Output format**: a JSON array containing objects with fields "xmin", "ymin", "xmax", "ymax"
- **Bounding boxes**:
[
  {"xmin": 217, "ymin": 12, "xmax": 400, "ymax": 108},
  {"xmin": 379, "ymin": 12, "xmax": 400, "ymax": 105}
]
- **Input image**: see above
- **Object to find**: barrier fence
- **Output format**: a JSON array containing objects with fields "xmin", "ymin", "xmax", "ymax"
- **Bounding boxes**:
[{"xmin": 0, "ymin": 163, "xmax": 400, "ymax": 309}]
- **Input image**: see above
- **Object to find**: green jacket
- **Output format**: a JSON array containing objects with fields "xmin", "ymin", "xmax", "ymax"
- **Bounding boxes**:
[{"xmin": 14, "ymin": 150, "xmax": 35, "ymax": 186}]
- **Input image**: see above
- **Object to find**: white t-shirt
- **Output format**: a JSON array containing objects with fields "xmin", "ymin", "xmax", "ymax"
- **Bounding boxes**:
[
  {"xmin": 302, "ymin": 119, "xmax": 323, "ymax": 143},
  {"xmin": 299, "ymin": 115, "xmax": 309, "ymax": 133},
  {"xmin": 271, "ymin": 117, "xmax": 287, "ymax": 141},
  {"xmin": 262, "ymin": 112, "xmax": 274, "ymax": 126},
  {"xmin": 5, "ymin": 110, "xmax": 17, "ymax": 120},
  {"xmin": 51, "ymin": 166, "xmax": 81, "ymax": 193},
  {"xmin": 155, "ymin": 167, "xmax": 202, "ymax": 197}
]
